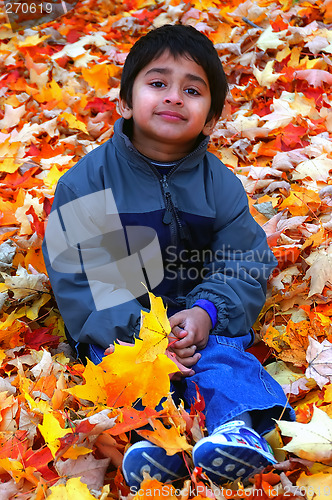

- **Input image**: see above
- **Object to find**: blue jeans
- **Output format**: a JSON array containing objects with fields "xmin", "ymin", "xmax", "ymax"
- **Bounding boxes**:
[
  {"xmin": 179, "ymin": 332, "xmax": 295, "ymax": 435},
  {"xmin": 83, "ymin": 332, "xmax": 295, "ymax": 435}
]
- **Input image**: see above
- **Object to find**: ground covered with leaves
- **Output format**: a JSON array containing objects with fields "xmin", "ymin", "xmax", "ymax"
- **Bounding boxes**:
[{"xmin": 0, "ymin": 0, "xmax": 332, "ymax": 497}]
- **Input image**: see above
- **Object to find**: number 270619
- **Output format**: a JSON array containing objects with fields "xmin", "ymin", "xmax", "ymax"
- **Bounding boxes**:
[{"xmin": 5, "ymin": 2, "xmax": 53, "ymax": 14}]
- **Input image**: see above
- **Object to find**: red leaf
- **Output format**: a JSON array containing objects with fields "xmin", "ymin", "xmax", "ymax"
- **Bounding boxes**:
[
  {"xmin": 23, "ymin": 447, "xmax": 59, "ymax": 482},
  {"xmin": 24, "ymin": 327, "xmax": 60, "ymax": 351},
  {"xmin": 26, "ymin": 206, "xmax": 45, "ymax": 238}
]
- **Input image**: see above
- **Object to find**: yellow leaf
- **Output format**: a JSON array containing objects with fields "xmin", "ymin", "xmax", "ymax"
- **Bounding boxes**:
[
  {"xmin": 38, "ymin": 412, "xmax": 72, "ymax": 458},
  {"xmin": 100, "ymin": 339, "xmax": 177, "ymax": 408},
  {"xmin": 16, "ymin": 34, "xmax": 50, "ymax": 47},
  {"xmin": 0, "ymin": 157, "xmax": 20, "ymax": 174},
  {"xmin": 297, "ymin": 470, "xmax": 332, "ymax": 500},
  {"xmin": 218, "ymin": 147, "xmax": 238, "ymax": 169},
  {"xmin": 0, "ymin": 350, "xmax": 6, "ymax": 368},
  {"xmin": 0, "ymin": 458, "xmax": 38, "ymax": 484},
  {"xmin": 138, "ymin": 292, "xmax": 170, "ymax": 362},
  {"xmin": 81, "ymin": 63, "xmax": 119, "ymax": 93},
  {"xmin": 0, "ymin": 308, "xmax": 26, "ymax": 329},
  {"xmin": 62, "ymin": 445, "xmax": 92, "ymax": 459},
  {"xmin": 26, "ymin": 293, "xmax": 51, "ymax": 320},
  {"xmin": 59, "ymin": 112, "xmax": 88, "ymax": 134},
  {"xmin": 317, "ymin": 313, "xmax": 331, "ymax": 327},
  {"xmin": 66, "ymin": 359, "xmax": 108, "ymax": 406},
  {"xmin": 48, "ymin": 477, "xmax": 97, "ymax": 499},
  {"xmin": 43, "ymin": 165, "xmax": 68, "ymax": 188},
  {"xmin": 35, "ymin": 80, "xmax": 67, "ymax": 108},
  {"xmin": 301, "ymin": 227, "xmax": 326, "ymax": 251},
  {"xmin": 276, "ymin": 46, "xmax": 291, "ymax": 62},
  {"xmin": 24, "ymin": 391, "xmax": 51, "ymax": 415},
  {"xmin": 0, "ymin": 139, "xmax": 22, "ymax": 159}
]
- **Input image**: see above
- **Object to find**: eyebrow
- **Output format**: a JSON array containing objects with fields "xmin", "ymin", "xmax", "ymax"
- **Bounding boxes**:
[{"xmin": 144, "ymin": 67, "xmax": 208, "ymax": 88}]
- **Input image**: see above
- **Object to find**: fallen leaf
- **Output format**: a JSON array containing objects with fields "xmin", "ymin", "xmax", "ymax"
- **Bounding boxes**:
[
  {"xmin": 278, "ymin": 406, "xmax": 332, "ymax": 464},
  {"xmin": 38, "ymin": 412, "xmax": 72, "ymax": 458},
  {"xmin": 305, "ymin": 336, "xmax": 332, "ymax": 389},
  {"xmin": 55, "ymin": 454, "xmax": 110, "ymax": 490},
  {"xmin": 137, "ymin": 418, "xmax": 192, "ymax": 456},
  {"xmin": 305, "ymin": 246, "xmax": 332, "ymax": 297},
  {"xmin": 48, "ymin": 477, "xmax": 98, "ymax": 499}
]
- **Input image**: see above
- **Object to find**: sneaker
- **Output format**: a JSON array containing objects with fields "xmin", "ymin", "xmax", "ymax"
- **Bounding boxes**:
[
  {"xmin": 122, "ymin": 440, "xmax": 188, "ymax": 489},
  {"xmin": 192, "ymin": 421, "xmax": 277, "ymax": 485}
]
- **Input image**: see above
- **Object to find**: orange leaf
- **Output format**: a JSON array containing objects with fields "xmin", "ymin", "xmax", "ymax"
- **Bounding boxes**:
[{"xmin": 137, "ymin": 419, "xmax": 192, "ymax": 455}]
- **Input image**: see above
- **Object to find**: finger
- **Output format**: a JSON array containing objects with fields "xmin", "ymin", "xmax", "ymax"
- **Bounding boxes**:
[
  {"xmin": 176, "ymin": 352, "xmax": 201, "ymax": 368},
  {"xmin": 169, "ymin": 311, "xmax": 186, "ymax": 329},
  {"xmin": 172, "ymin": 345, "xmax": 197, "ymax": 358},
  {"xmin": 172, "ymin": 335, "xmax": 193, "ymax": 349},
  {"xmin": 170, "ymin": 369, "xmax": 195, "ymax": 381},
  {"xmin": 170, "ymin": 326, "xmax": 188, "ymax": 339}
]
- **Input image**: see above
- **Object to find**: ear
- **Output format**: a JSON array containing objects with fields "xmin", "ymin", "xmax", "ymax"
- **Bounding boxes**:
[
  {"xmin": 202, "ymin": 116, "xmax": 218, "ymax": 136},
  {"xmin": 119, "ymin": 98, "xmax": 133, "ymax": 119}
]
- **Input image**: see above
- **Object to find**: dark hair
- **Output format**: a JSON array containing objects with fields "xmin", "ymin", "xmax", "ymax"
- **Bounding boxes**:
[{"xmin": 120, "ymin": 24, "xmax": 228, "ymax": 121}]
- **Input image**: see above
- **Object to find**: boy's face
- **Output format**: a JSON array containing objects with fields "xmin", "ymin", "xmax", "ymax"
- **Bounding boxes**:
[{"xmin": 120, "ymin": 51, "xmax": 217, "ymax": 161}]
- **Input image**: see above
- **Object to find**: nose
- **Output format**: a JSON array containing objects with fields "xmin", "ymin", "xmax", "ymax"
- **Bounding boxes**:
[{"xmin": 163, "ymin": 88, "xmax": 183, "ymax": 106}]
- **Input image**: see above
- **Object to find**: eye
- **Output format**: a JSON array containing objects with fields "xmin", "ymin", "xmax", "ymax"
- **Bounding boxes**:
[
  {"xmin": 150, "ymin": 81, "xmax": 166, "ymax": 88},
  {"xmin": 185, "ymin": 88, "xmax": 200, "ymax": 95}
]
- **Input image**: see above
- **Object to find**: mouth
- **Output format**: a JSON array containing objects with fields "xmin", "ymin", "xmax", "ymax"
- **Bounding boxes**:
[{"xmin": 156, "ymin": 111, "xmax": 186, "ymax": 121}]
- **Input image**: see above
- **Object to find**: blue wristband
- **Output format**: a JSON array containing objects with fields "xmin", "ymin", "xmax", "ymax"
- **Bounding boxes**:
[{"xmin": 192, "ymin": 299, "xmax": 218, "ymax": 329}]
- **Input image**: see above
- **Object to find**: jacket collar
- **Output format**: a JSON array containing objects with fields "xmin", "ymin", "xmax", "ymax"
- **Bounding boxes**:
[{"xmin": 112, "ymin": 118, "xmax": 210, "ymax": 174}]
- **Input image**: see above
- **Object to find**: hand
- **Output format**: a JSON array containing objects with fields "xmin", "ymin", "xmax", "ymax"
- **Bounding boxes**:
[{"xmin": 168, "ymin": 307, "xmax": 212, "ymax": 368}]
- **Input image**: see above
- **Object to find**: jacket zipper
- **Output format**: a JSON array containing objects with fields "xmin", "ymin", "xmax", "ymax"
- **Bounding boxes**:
[{"xmin": 160, "ymin": 174, "xmax": 187, "ymax": 298}]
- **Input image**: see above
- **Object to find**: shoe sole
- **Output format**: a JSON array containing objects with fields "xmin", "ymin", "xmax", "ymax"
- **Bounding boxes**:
[
  {"xmin": 193, "ymin": 441, "xmax": 274, "ymax": 484},
  {"xmin": 122, "ymin": 441, "xmax": 187, "ymax": 488}
]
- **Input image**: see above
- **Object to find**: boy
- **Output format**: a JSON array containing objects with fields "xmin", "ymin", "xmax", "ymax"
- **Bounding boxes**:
[{"xmin": 43, "ymin": 24, "xmax": 295, "ymax": 489}]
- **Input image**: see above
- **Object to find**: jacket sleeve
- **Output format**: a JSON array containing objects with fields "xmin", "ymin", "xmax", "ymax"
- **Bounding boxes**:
[
  {"xmin": 185, "ymin": 172, "xmax": 277, "ymax": 338},
  {"xmin": 42, "ymin": 181, "xmax": 146, "ymax": 350}
]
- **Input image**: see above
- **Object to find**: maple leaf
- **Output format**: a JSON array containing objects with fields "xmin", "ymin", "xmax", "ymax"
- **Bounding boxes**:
[
  {"xmin": 1, "ymin": 0, "xmax": 332, "ymax": 495},
  {"xmin": 59, "ymin": 112, "xmax": 88, "ymax": 134},
  {"xmin": 297, "ymin": 470, "xmax": 332, "ymax": 500},
  {"xmin": 55, "ymin": 454, "xmax": 111, "ymax": 491},
  {"xmin": 82, "ymin": 63, "xmax": 120, "ymax": 93},
  {"xmin": 0, "ymin": 104, "xmax": 26, "ymax": 130},
  {"xmin": 253, "ymin": 61, "xmax": 281, "ymax": 88},
  {"xmin": 265, "ymin": 360, "xmax": 312, "ymax": 397},
  {"xmin": 38, "ymin": 412, "xmax": 72, "ymax": 458},
  {"xmin": 0, "ymin": 457, "xmax": 38, "ymax": 485},
  {"xmin": 137, "ymin": 418, "xmax": 192, "ymax": 456},
  {"xmin": 100, "ymin": 340, "xmax": 178, "ymax": 408},
  {"xmin": 305, "ymin": 245, "xmax": 332, "ymax": 297},
  {"xmin": 295, "ymin": 69, "xmax": 332, "ymax": 86},
  {"xmin": 256, "ymin": 26, "xmax": 287, "ymax": 51},
  {"xmin": 47, "ymin": 476, "xmax": 98, "ymax": 499},
  {"xmin": 278, "ymin": 406, "xmax": 332, "ymax": 464},
  {"xmin": 305, "ymin": 336, "xmax": 332, "ymax": 389},
  {"xmin": 138, "ymin": 292, "xmax": 171, "ymax": 362},
  {"xmin": 292, "ymin": 154, "xmax": 332, "ymax": 183},
  {"xmin": 66, "ymin": 359, "xmax": 109, "ymax": 405}
]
